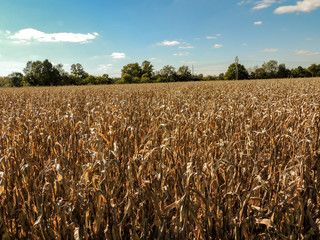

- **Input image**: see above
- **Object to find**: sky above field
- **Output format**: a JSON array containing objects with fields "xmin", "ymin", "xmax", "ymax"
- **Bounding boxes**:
[{"xmin": 0, "ymin": 0, "xmax": 319, "ymax": 77}]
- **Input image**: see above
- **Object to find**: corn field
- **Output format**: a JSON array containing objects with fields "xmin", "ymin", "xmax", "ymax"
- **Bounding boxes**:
[{"xmin": 0, "ymin": 78, "xmax": 320, "ymax": 239}]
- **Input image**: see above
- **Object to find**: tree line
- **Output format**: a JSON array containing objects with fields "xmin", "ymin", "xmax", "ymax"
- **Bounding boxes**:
[{"xmin": 0, "ymin": 59, "xmax": 319, "ymax": 87}]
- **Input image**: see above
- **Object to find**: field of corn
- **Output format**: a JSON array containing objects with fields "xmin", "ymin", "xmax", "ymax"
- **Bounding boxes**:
[{"xmin": 0, "ymin": 78, "xmax": 320, "ymax": 239}]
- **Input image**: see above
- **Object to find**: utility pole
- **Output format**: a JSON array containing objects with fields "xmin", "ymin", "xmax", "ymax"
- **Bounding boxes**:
[{"xmin": 235, "ymin": 56, "xmax": 239, "ymax": 80}]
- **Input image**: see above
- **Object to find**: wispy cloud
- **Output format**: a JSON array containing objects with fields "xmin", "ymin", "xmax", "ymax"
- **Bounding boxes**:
[
  {"xmin": 149, "ymin": 57, "xmax": 162, "ymax": 62},
  {"xmin": 305, "ymin": 38, "xmax": 314, "ymax": 40},
  {"xmin": 238, "ymin": 0, "xmax": 254, "ymax": 6},
  {"xmin": 178, "ymin": 46, "xmax": 194, "ymax": 49},
  {"xmin": 98, "ymin": 64, "xmax": 112, "ymax": 71},
  {"xmin": 159, "ymin": 40, "xmax": 181, "ymax": 46},
  {"xmin": 8, "ymin": 28, "xmax": 98, "ymax": 44},
  {"xmin": 206, "ymin": 33, "xmax": 221, "ymax": 40},
  {"xmin": 254, "ymin": 21, "xmax": 263, "ymax": 25},
  {"xmin": 252, "ymin": 0, "xmax": 276, "ymax": 10},
  {"xmin": 181, "ymin": 60, "xmax": 197, "ymax": 64},
  {"xmin": 111, "ymin": 52, "xmax": 127, "ymax": 59},
  {"xmin": 275, "ymin": 0, "xmax": 320, "ymax": 14},
  {"xmin": 295, "ymin": 50, "xmax": 320, "ymax": 56},
  {"xmin": 214, "ymin": 44, "xmax": 223, "ymax": 49},
  {"xmin": 173, "ymin": 52, "xmax": 190, "ymax": 56},
  {"xmin": 261, "ymin": 48, "xmax": 279, "ymax": 52}
]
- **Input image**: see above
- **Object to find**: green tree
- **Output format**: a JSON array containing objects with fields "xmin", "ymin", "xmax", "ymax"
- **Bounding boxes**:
[
  {"xmin": 224, "ymin": 63, "xmax": 248, "ymax": 80},
  {"xmin": 141, "ymin": 61, "xmax": 154, "ymax": 77},
  {"xmin": 277, "ymin": 64, "xmax": 291, "ymax": 78},
  {"xmin": 159, "ymin": 65, "xmax": 176, "ymax": 82},
  {"xmin": 307, "ymin": 64, "xmax": 320, "ymax": 77},
  {"xmin": 70, "ymin": 63, "xmax": 89, "ymax": 79},
  {"xmin": 55, "ymin": 64, "xmax": 71, "ymax": 85},
  {"xmin": 121, "ymin": 63, "xmax": 142, "ymax": 80},
  {"xmin": 23, "ymin": 59, "xmax": 61, "ymax": 86},
  {"xmin": 121, "ymin": 73, "xmax": 134, "ymax": 84},
  {"xmin": 291, "ymin": 66, "xmax": 312, "ymax": 78},
  {"xmin": 177, "ymin": 65, "xmax": 192, "ymax": 81},
  {"xmin": 8, "ymin": 72, "xmax": 23, "ymax": 87},
  {"xmin": 262, "ymin": 60, "xmax": 278, "ymax": 78},
  {"xmin": 141, "ymin": 73, "xmax": 152, "ymax": 83},
  {"xmin": 254, "ymin": 68, "xmax": 267, "ymax": 79}
]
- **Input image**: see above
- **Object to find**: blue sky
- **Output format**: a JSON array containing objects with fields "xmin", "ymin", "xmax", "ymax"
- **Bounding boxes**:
[{"xmin": 0, "ymin": 0, "xmax": 319, "ymax": 77}]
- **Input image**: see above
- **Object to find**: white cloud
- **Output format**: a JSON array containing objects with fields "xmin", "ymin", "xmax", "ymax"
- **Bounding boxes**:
[
  {"xmin": 206, "ymin": 34, "xmax": 221, "ymax": 39},
  {"xmin": 295, "ymin": 50, "xmax": 320, "ymax": 56},
  {"xmin": 242, "ymin": 43, "xmax": 248, "ymax": 46},
  {"xmin": 98, "ymin": 64, "xmax": 112, "ymax": 71},
  {"xmin": 111, "ymin": 52, "xmax": 126, "ymax": 59},
  {"xmin": 178, "ymin": 46, "xmax": 194, "ymax": 49},
  {"xmin": 8, "ymin": 28, "xmax": 98, "ymax": 44},
  {"xmin": 149, "ymin": 57, "xmax": 162, "ymax": 62},
  {"xmin": 254, "ymin": 21, "xmax": 263, "ymax": 25},
  {"xmin": 261, "ymin": 48, "xmax": 279, "ymax": 52},
  {"xmin": 159, "ymin": 40, "xmax": 181, "ymax": 46},
  {"xmin": 214, "ymin": 44, "xmax": 223, "ymax": 48},
  {"xmin": 305, "ymin": 38, "xmax": 314, "ymax": 40},
  {"xmin": 173, "ymin": 52, "xmax": 190, "ymax": 56},
  {"xmin": 181, "ymin": 60, "xmax": 197, "ymax": 64},
  {"xmin": 252, "ymin": 0, "xmax": 276, "ymax": 10},
  {"xmin": 275, "ymin": 0, "xmax": 320, "ymax": 14}
]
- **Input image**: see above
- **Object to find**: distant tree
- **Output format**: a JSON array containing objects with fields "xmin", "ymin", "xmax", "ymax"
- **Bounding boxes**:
[
  {"xmin": 277, "ymin": 64, "xmax": 291, "ymax": 78},
  {"xmin": 218, "ymin": 73, "xmax": 224, "ymax": 80},
  {"xmin": 55, "ymin": 64, "xmax": 71, "ymax": 85},
  {"xmin": 253, "ymin": 67, "xmax": 267, "ymax": 79},
  {"xmin": 121, "ymin": 63, "xmax": 142, "ymax": 80},
  {"xmin": 141, "ymin": 73, "xmax": 152, "ymax": 83},
  {"xmin": 121, "ymin": 73, "xmax": 134, "ymax": 84},
  {"xmin": 224, "ymin": 63, "xmax": 248, "ymax": 80},
  {"xmin": 177, "ymin": 65, "xmax": 192, "ymax": 81},
  {"xmin": 70, "ymin": 63, "xmax": 88, "ymax": 79},
  {"xmin": 291, "ymin": 66, "xmax": 312, "ymax": 78},
  {"xmin": 262, "ymin": 60, "xmax": 278, "ymax": 78},
  {"xmin": 203, "ymin": 75, "xmax": 217, "ymax": 81},
  {"xmin": 307, "ymin": 64, "xmax": 320, "ymax": 77},
  {"xmin": 8, "ymin": 72, "xmax": 23, "ymax": 87},
  {"xmin": 23, "ymin": 59, "xmax": 61, "ymax": 86},
  {"xmin": 141, "ymin": 61, "xmax": 154, "ymax": 77},
  {"xmin": 159, "ymin": 65, "xmax": 176, "ymax": 82},
  {"xmin": 101, "ymin": 74, "xmax": 113, "ymax": 84},
  {"xmin": 0, "ymin": 77, "xmax": 11, "ymax": 87}
]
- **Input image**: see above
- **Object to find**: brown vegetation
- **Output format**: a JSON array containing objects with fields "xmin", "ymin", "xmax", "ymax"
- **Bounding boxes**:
[{"xmin": 0, "ymin": 79, "xmax": 320, "ymax": 239}]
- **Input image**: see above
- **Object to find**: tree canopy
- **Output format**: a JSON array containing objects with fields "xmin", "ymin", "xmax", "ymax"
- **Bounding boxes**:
[
  {"xmin": 3, "ymin": 59, "xmax": 319, "ymax": 87},
  {"xmin": 224, "ymin": 63, "xmax": 249, "ymax": 80}
]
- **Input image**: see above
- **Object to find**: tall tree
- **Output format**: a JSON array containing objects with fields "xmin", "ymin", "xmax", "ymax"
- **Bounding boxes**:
[
  {"xmin": 291, "ymin": 66, "xmax": 312, "ymax": 78},
  {"xmin": 224, "ymin": 63, "xmax": 248, "ymax": 80},
  {"xmin": 177, "ymin": 65, "xmax": 192, "ymax": 81},
  {"xmin": 8, "ymin": 72, "xmax": 23, "ymax": 87},
  {"xmin": 159, "ymin": 65, "xmax": 176, "ymax": 82},
  {"xmin": 70, "ymin": 63, "xmax": 88, "ymax": 79},
  {"xmin": 262, "ymin": 60, "xmax": 278, "ymax": 78},
  {"xmin": 121, "ymin": 63, "xmax": 142, "ymax": 80},
  {"xmin": 307, "ymin": 64, "xmax": 320, "ymax": 77},
  {"xmin": 277, "ymin": 64, "xmax": 291, "ymax": 78},
  {"xmin": 141, "ymin": 61, "xmax": 154, "ymax": 77},
  {"xmin": 23, "ymin": 59, "xmax": 61, "ymax": 86}
]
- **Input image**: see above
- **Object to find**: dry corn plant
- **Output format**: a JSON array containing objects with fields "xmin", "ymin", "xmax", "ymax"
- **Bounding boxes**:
[{"xmin": 0, "ymin": 78, "xmax": 320, "ymax": 239}]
